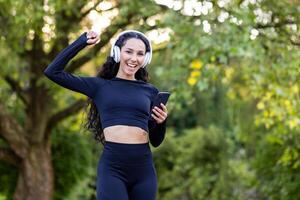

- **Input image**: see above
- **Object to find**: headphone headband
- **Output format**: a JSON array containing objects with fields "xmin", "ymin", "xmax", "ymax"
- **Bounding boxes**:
[{"xmin": 110, "ymin": 30, "xmax": 152, "ymax": 68}]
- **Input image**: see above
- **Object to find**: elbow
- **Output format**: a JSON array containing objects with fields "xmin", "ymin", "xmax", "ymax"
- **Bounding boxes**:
[
  {"xmin": 151, "ymin": 142, "xmax": 161, "ymax": 148},
  {"xmin": 43, "ymin": 67, "xmax": 50, "ymax": 76},
  {"xmin": 149, "ymin": 135, "xmax": 165, "ymax": 148},
  {"xmin": 150, "ymin": 138, "xmax": 164, "ymax": 147},
  {"xmin": 148, "ymin": 121, "xmax": 167, "ymax": 148},
  {"xmin": 151, "ymin": 141, "xmax": 160, "ymax": 148},
  {"xmin": 43, "ymin": 66, "xmax": 53, "ymax": 78}
]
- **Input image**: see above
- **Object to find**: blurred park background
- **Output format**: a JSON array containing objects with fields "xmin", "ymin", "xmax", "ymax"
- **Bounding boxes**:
[{"xmin": 0, "ymin": 0, "xmax": 300, "ymax": 199}]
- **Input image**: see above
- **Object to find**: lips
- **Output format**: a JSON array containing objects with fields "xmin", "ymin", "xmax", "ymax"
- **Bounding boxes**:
[{"xmin": 127, "ymin": 63, "xmax": 137, "ymax": 68}]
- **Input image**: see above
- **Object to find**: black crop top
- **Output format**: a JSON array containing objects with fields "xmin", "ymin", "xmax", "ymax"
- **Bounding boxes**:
[{"xmin": 44, "ymin": 32, "xmax": 166, "ymax": 147}]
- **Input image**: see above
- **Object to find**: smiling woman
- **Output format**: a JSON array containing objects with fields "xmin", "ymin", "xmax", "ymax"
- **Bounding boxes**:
[
  {"xmin": 43, "ymin": 30, "xmax": 169, "ymax": 200},
  {"xmin": 117, "ymin": 38, "xmax": 147, "ymax": 80}
]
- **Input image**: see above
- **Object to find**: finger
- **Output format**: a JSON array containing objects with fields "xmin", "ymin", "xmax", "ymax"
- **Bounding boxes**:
[
  {"xmin": 159, "ymin": 104, "xmax": 168, "ymax": 113},
  {"xmin": 152, "ymin": 108, "xmax": 165, "ymax": 120},
  {"xmin": 93, "ymin": 32, "xmax": 99, "ymax": 38},
  {"xmin": 87, "ymin": 38, "xmax": 99, "ymax": 44},
  {"xmin": 87, "ymin": 39, "xmax": 93, "ymax": 44},
  {"xmin": 152, "ymin": 113, "xmax": 165, "ymax": 124},
  {"xmin": 160, "ymin": 103, "xmax": 168, "ymax": 112},
  {"xmin": 154, "ymin": 109, "xmax": 167, "ymax": 119},
  {"xmin": 91, "ymin": 37, "xmax": 98, "ymax": 42},
  {"xmin": 153, "ymin": 106, "xmax": 167, "ymax": 117},
  {"xmin": 90, "ymin": 32, "xmax": 97, "ymax": 38},
  {"xmin": 151, "ymin": 113, "xmax": 160, "ymax": 122},
  {"xmin": 88, "ymin": 35, "xmax": 96, "ymax": 40},
  {"xmin": 87, "ymin": 31, "xmax": 98, "ymax": 39},
  {"xmin": 86, "ymin": 31, "xmax": 92, "ymax": 39}
]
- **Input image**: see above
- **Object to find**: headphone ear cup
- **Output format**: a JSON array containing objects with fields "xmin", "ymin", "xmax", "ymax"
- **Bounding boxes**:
[
  {"xmin": 113, "ymin": 46, "xmax": 121, "ymax": 63},
  {"xmin": 142, "ymin": 52, "xmax": 150, "ymax": 68}
]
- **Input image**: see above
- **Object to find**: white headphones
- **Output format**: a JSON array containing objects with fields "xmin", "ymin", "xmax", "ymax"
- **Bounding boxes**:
[{"xmin": 110, "ymin": 30, "xmax": 152, "ymax": 68}]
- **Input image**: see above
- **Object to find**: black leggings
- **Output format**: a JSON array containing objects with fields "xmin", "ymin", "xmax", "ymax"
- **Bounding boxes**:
[{"xmin": 96, "ymin": 141, "xmax": 157, "ymax": 200}]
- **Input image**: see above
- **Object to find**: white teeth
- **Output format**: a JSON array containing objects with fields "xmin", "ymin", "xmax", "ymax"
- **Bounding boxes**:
[{"xmin": 127, "ymin": 64, "xmax": 136, "ymax": 68}]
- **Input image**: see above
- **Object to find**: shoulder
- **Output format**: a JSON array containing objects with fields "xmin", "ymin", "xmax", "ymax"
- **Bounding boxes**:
[
  {"xmin": 95, "ymin": 76, "xmax": 108, "ymax": 85},
  {"xmin": 148, "ymin": 83, "xmax": 159, "ymax": 93},
  {"xmin": 144, "ymin": 82, "xmax": 159, "ymax": 96}
]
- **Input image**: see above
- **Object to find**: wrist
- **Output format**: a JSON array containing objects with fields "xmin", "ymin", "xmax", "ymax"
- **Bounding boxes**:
[{"xmin": 78, "ymin": 32, "xmax": 88, "ymax": 45}]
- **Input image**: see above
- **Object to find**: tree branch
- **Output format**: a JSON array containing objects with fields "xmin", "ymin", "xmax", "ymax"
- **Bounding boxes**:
[
  {"xmin": 67, "ymin": 13, "xmax": 134, "ymax": 73},
  {"xmin": 255, "ymin": 19, "xmax": 297, "ymax": 29},
  {"xmin": 0, "ymin": 102, "xmax": 28, "ymax": 158},
  {"xmin": 290, "ymin": 39, "xmax": 300, "ymax": 47},
  {"xmin": 45, "ymin": 99, "xmax": 87, "ymax": 138},
  {"xmin": 0, "ymin": 147, "xmax": 21, "ymax": 167},
  {"xmin": 4, "ymin": 75, "xmax": 28, "ymax": 105},
  {"xmin": 27, "ymin": 32, "xmax": 47, "ymax": 77},
  {"xmin": 47, "ymin": 2, "xmax": 95, "ymax": 61},
  {"xmin": 81, "ymin": 0, "xmax": 104, "ymax": 18}
]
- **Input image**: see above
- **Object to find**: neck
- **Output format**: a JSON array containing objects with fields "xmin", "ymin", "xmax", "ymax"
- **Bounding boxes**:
[{"xmin": 116, "ymin": 73, "xmax": 136, "ymax": 81}]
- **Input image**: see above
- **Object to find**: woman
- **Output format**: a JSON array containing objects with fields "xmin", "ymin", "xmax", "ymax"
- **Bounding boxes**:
[{"xmin": 44, "ymin": 29, "xmax": 168, "ymax": 200}]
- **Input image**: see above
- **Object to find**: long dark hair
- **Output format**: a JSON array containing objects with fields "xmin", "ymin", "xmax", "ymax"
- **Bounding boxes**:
[{"xmin": 83, "ymin": 31, "xmax": 152, "ymax": 144}]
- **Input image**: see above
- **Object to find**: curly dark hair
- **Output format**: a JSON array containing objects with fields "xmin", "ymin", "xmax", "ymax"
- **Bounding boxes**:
[{"xmin": 83, "ymin": 31, "xmax": 152, "ymax": 144}]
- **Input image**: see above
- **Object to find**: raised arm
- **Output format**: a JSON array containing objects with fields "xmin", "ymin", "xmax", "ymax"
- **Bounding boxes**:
[{"xmin": 44, "ymin": 31, "xmax": 103, "ymax": 98}]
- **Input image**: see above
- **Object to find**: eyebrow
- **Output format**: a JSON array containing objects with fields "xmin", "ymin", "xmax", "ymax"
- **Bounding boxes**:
[{"xmin": 125, "ymin": 47, "xmax": 145, "ymax": 53}]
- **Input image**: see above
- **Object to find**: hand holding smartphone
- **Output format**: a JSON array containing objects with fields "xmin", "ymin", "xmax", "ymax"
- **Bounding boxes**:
[{"xmin": 151, "ymin": 92, "xmax": 171, "ymax": 110}]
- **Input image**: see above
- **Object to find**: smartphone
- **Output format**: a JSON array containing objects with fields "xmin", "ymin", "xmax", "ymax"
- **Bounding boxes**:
[{"xmin": 151, "ymin": 92, "xmax": 171, "ymax": 110}]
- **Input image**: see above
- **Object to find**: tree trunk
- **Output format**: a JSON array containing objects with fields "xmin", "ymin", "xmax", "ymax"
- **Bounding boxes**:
[{"xmin": 13, "ymin": 140, "xmax": 54, "ymax": 200}]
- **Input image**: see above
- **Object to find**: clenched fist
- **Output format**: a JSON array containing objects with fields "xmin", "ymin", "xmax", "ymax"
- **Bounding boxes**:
[{"xmin": 86, "ymin": 31, "xmax": 99, "ymax": 45}]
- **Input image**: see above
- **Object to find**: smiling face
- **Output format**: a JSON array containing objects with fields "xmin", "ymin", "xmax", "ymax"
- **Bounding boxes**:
[{"xmin": 116, "ymin": 38, "xmax": 146, "ymax": 80}]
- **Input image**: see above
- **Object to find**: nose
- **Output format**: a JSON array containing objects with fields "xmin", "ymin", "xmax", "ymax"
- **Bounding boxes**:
[{"xmin": 130, "ymin": 54, "xmax": 138, "ymax": 62}]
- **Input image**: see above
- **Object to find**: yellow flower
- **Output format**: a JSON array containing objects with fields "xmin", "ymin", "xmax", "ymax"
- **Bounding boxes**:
[
  {"xmin": 227, "ymin": 90, "xmax": 236, "ymax": 100},
  {"xmin": 225, "ymin": 67, "xmax": 234, "ymax": 79},
  {"xmin": 265, "ymin": 123, "xmax": 271, "ymax": 129},
  {"xmin": 191, "ymin": 70, "xmax": 201, "ymax": 77},
  {"xmin": 190, "ymin": 60, "xmax": 203, "ymax": 69},
  {"xmin": 187, "ymin": 77, "xmax": 197, "ymax": 86},
  {"xmin": 291, "ymin": 84, "xmax": 299, "ymax": 94},
  {"xmin": 257, "ymin": 101, "xmax": 265, "ymax": 110},
  {"xmin": 284, "ymin": 100, "xmax": 292, "ymax": 108},
  {"xmin": 269, "ymin": 110, "xmax": 275, "ymax": 117},
  {"xmin": 221, "ymin": 77, "xmax": 228, "ymax": 84},
  {"xmin": 239, "ymin": 88, "xmax": 248, "ymax": 99},
  {"xmin": 288, "ymin": 118, "xmax": 298, "ymax": 129},
  {"xmin": 265, "ymin": 92, "xmax": 273, "ymax": 100}
]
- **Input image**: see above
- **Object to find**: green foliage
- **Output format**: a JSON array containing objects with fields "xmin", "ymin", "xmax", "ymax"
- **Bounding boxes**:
[
  {"xmin": 152, "ymin": 1, "xmax": 300, "ymax": 198},
  {"xmin": 153, "ymin": 126, "xmax": 255, "ymax": 200},
  {"xmin": 51, "ymin": 128, "xmax": 93, "ymax": 200},
  {"xmin": 254, "ymin": 132, "xmax": 300, "ymax": 200},
  {"xmin": 0, "ymin": 161, "xmax": 18, "ymax": 200}
]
